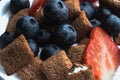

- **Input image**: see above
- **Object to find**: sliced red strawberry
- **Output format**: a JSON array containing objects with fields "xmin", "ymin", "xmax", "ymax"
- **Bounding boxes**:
[
  {"xmin": 29, "ymin": 0, "xmax": 47, "ymax": 16},
  {"xmin": 84, "ymin": 27, "xmax": 120, "ymax": 80}
]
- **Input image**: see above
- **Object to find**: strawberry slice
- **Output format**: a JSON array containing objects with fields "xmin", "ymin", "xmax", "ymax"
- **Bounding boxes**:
[
  {"xmin": 29, "ymin": 0, "xmax": 47, "ymax": 16},
  {"xmin": 84, "ymin": 27, "xmax": 120, "ymax": 80}
]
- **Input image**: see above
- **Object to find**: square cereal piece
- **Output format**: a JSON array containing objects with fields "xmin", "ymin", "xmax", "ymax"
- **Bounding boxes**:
[
  {"xmin": 6, "ymin": 8, "xmax": 29, "ymax": 32},
  {"xmin": 0, "ymin": 35, "xmax": 34, "ymax": 75},
  {"xmin": 79, "ymin": 37, "xmax": 89, "ymax": 45},
  {"xmin": 113, "ymin": 33, "xmax": 120, "ymax": 45},
  {"xmin": 99, "ymin": 0, "xmax": 120, "ymax": 17},
  {"xmin": 67, "ymin": 45, "xmax": 86, "ymax": 64},
  {"xmin": 41, "ymin": 50, "xmax": 73, "ymax": 80},
  {"xmin": 34, "ymin": 8, "xmax": 44, "ymax": 24},
  {"xmin": 71, "ymin": 10, "xmax": 92, "ymax": 42},
  {"xmin": 17, "ymin": 57, "xmax": 47, "ymax": 80},
  {"xmin": 67, "ymin": 63, "xmax": 95, "ymax": 80},
  {"xmin": 65, "ymin": 0, "xmax": 81, "ymax": 19}
]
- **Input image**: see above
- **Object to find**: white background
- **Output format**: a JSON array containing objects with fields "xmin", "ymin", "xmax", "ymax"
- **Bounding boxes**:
[{"xmin": 0, "ymin": 0, "xmax": 33, "ymax": 80}]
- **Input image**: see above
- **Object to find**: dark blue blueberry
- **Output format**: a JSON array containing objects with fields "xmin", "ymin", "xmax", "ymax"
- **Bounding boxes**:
[
  {"xmin": 40, "ymin": 44, "xmax": 61, "ymax": 60},
  {"xmin": 90, "ymin": 19, "xmax": 101, "ymax": 27},
  {"xmin": 10, "ymin": 0, "xmax": 30, "ymax": 14},
  {"xmin": 95, "ymin": 7, "xmax": 112, "ymax": 21},
  {"xmin": 80, "ymin": 1, "xmax": 96, "ymax": 19},
  {"xmin": 53, "ymin": 24, "xmax": 77, "ymax": 48},
  {"xmin": 35, "ymin": 29, "xmax": 51, "ymax": 46},
  {"xmin": 43, "ymin": 0, "xmax": 68, "ymax": 24},
  {"xmin": 15, "ymin": 16, "xmax": 39, "ymax": 39},
  {"xmin": 101, "ymin": 14, "xmax": 120, "ymax": 35},
  {"xmin": 27, "ymin": 39, "xmax": 39, "ymax": 56},
  {"xmin": 0, "ymin": 31, "xmax": 15, "ymax": 49}
]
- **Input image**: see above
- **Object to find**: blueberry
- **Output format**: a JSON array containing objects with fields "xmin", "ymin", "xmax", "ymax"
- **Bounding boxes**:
[
  {"xmin": 35, "ymin": 29, "xmax": 51, "ymax": 46},
  {"xmin": 80, "ymin": 1, "xmax": 96, "ymax": 19},
  {"xmin": 0, "ymin": 31, "xmax": 15, "ymax": 49},
  {"xmin": 15, "ymin": 16, "xmax": 39, "ymax": 39},
  {"xmin": 90, "ymin": 19, "xmax": 101, "ymax": 27},
  {"xmin": 10, "ymin": 0, "xmax": 30, "ymax": 14},
  {"xmin": 40, "ymin": 44, "xmax": 61, "ymax": 60},
  {"xmin": 101, "ymin": 14, "xmax": 120, "ymax": 35},
  {"xmin": 27, "ymin": 39, "xmax": 39, "ymax": 56},
  {"xmin": 43, "ymin": 0, "xmax": 68, "ymax": 24},
  {"xmin": 96, "ymin": 7, "xmax": 112, "ymax": 21},
  {"xmin": 53, "ymin": 24, "xmax": 77, "ymax": 48}
]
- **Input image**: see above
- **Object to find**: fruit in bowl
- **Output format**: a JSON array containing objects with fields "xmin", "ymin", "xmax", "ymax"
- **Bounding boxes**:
[{"xmin": 0, "ymin": 0, "xmax": 120, "ymax": 80}]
